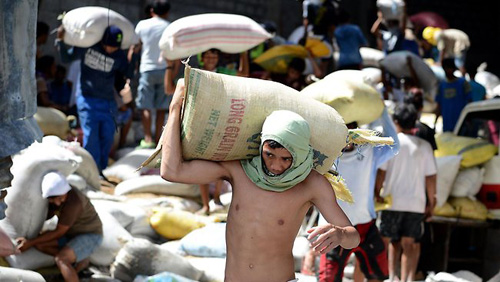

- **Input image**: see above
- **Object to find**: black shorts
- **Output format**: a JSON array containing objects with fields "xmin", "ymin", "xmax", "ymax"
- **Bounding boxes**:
[
  {"xmin": 379, "ymin": 210, "xmax": 425, "ymax": 241},
  {"xmin": 318, "ymin": 220, "xmax": 388, "ymax": 282}
]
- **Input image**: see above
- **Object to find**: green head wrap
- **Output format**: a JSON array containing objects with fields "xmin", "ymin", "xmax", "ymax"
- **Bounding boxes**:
[{"xmin": 241, "ymin": 110, "xmax": 314, "ymax": 192}]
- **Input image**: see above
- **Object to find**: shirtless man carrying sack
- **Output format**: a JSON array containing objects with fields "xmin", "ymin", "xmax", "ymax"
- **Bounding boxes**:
[{"xmin": 161, "ymin": 81, "xmax": 360, "ymax": 281}]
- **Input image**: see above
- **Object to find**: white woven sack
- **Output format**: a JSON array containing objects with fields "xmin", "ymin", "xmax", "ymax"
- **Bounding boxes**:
[
  {"xmin": 380, "ymin": 51, "xmax": 438, "ymax": 100},
  {"xmin": 483, "ymin": 156, "xmax": 500, "ymax": 184},
  {"xmin": 475, "ymin": 71, "xmax": 500, "ymax": 97},
  {"xmin": 451, "ymin": 167, "xmax": 485, "ymax": 198},
  {"xmin": 103, "ymin": 149, "xmax": 156, "ymax": 182},
  {"xmin": 126, "ymin": 196, "xmax": 202, "ymax": 213},
  {"xmin": 0, "ymin": 142, "xmax": 81, "ymax": 269},
  {"xmin": 180, "ymin": 223, "xmax": 227, "ymax": 258},
  {"xmin": 3, "ymin": 248, "xmax": 54, "ymax": 270},
  {"xmin": 42, "ymin": 136, "xmax": 100, "ymax": 191},
  {"xmin": 0, "ymin": 266, "xmax": 46, "ymax": 281},
  {"xmin": 89, "ymin": 209, "xmax": 133, "ymax": 266},
  {"xmin": 66, "ymin": 174, "xmax": 87, "ymax": 191},
  {"xmin": 91, "ymin": 199, "xmax": 157, "ymax": 240},
  {"xmin": 159, "ymin": 13, "xmax": 272, "ymax": 60},
  {"xmin": 111, "ymin": 238, "xmax": 205, "ymax": 282},
  {"xmin": 114, "ymin": 175, "xmax": 200, "ymax": 198},
  {"xmin": 62, "ymin": 142, "xmax": 101, "ymax": 190},
  {"xmin": 360, "ymin": 47, "xmax": 385, "ymax": 68},
  {"xmin": 376, "ymin": 0, "xmax": 405, "ymax": 20},
  {"xmin": 436, "ymin": 156, "xmax": 462, "ymax": 207},
  {"xmin": 0, "ymin": 142, "xmax": 81, "ymax": 240},
  {"xmin": 62, "ymin": 6, "xmax": 139, "ymax": 49},
  {"xmin": 361, "ymin": 67, "xmax": 383, "ymax": 86},
  {"xmin": 34, "ymin": 107, "xmax": 69, "ymax": 139}
]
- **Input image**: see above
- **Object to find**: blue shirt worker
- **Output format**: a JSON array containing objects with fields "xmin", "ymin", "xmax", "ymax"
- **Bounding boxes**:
[
  {"xmin": 435, "ymin": 58, "xmax": 472, "ymax": 132},
  {"xmin": 56, "ymin": 25, "xmax": 138, "ymax": 172},
  {"xmin": 334, "ymin": 9, "xmax": 368, "ymax": 70}
]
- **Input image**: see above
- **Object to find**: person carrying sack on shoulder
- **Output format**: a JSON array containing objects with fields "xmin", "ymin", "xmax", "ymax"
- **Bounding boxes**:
[{"xmin": 160, "ymin": 80, "xmax": 360, "ymax": 282}]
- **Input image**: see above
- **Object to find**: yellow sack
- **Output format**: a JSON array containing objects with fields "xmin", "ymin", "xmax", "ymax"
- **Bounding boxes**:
[
  {"xmin": 254, "ymin": 45, "xmax": 308, "ymax": 74},
  {"xmin": 433, "ymin": 202, "xmax": 458, "ymax": 217},
  {"xmin": 301, "ymin": 78, "xmax": 384, "ymax": 125},
  {"xmin": 448, "ymin": 197, "xmax": 488, "ymax": 221},
  {"xmin": 375, "ymin": 195, "xmax": 392, "ymax": 212},
  {"xmin": 435, "ymin": 132, "xmax": 498, "ymax": 168},
  {"xmin": 305, "ymin": 37, "xmax": 331, "ymax": 58},
  {"xmin": 0, "ymin": 257, "xmax": 9, "ymax": 267},
  {"xmin": 149, "ymin": 207, "xmax": 206, "ymax": 240},
  {"xmin": 34, "ymin": 107, "xmax": 70, "ymax": 139}
]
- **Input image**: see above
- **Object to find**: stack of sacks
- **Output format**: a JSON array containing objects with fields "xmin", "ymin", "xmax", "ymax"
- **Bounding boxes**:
[
  {"xmin": 434, "ymin": 133, "xmax": 496, "ymax": 220},
  {"xmin": 61, "ymin": 6, "xmax": 139, "ymax": 49},
  {"xmin": 376, "ymin": 0, "xmax": 405, "ymax": 21},
  {"xmin": 433, "ymin": 156, "xmax": 462, "ymax": 217},
  {"xmin": 0, "ymin": 142, "xmax": 81, "ymax": 269},
  {"xmin": 110, "ymin": 238, "xmax": 207, "ymax": 281},
  {"xmin": 102, "ymin": 148, "xmax": 157, "ymax": 182},
  {"xmin": 159, "ymin": 13, "xmax": 271, "ymax": 60},
  {"xmin": 380, "ymin": 51, "xmax": 439, "ymax": 102},
  {"xmin": 34, "ymin": 107, "xmax": 70, "ymax": 139},
  {"xmin": 301, "ymin": 70, "xmax": 385, "ymax": 126},
  {"xmin": 435, "ymin": 132, "xmax": 498, "ymax": 169},
  {"xmin": 114, "ymin": 175, "xmax": 200, "ymax": 198}
]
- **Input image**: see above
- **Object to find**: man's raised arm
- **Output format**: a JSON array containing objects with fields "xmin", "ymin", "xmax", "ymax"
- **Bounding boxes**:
[{"xmin": 160, "ymin": 80, "xmax": 230, "ymax": 184}]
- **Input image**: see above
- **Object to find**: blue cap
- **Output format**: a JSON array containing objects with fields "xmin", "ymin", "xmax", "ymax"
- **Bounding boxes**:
[{"xmin": 101, "ymin": 25, "xmax": 123, "ymax": 47}]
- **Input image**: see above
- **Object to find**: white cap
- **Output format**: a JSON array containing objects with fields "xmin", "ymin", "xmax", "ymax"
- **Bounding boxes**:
[{"xmin": 41, "ymin": 171, "xmax": 71, "ymax": 198}]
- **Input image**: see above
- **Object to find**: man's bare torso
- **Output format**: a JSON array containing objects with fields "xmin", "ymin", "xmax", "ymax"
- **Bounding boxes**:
[{"xmin": 222, "ymin": 161, "xmax": 317, "ymax": 282}]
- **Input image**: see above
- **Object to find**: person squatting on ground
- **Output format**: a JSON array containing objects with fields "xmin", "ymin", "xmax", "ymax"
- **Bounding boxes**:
[
  {"xmin": 318, "ymin": 108, "xmax": 400, "ymax": 282},
  {"xmin": 161, "ymin": 81, "xmax": 360, "ymax": 281},
  {"xmin": 134, "ymin": 0, "xmax": 172, "ymax": 149},
  {"xmin": 56, "ymin": 25, "xmax": 139, "ymax": 173},
  {"xmin": 16, "ymin": 171, "xmax": 102, "ymax": 282},
  {"xmin": 375, "ymin": 104, "xmax": 437, "ymax": 282}
]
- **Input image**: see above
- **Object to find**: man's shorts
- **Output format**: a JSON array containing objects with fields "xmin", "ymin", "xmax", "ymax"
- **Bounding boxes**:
[
  {"xmin": 135, "ymin": 69, "xmax": 171, "ymax": 110},
  {"xmin": 58, "ymin": 233, "xmax": 103, "ymax": 263},
  {"xmin": 379, "ymin": 210, "xmax": 425, "ymax": 241},
  {"xmin": 318, "ymin": 220, "xmax": 388, "ymax": 282}
]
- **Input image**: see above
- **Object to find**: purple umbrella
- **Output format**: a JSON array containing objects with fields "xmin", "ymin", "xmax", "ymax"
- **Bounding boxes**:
[{"xmin": 410, "ymin": 11, "xmax": 449, "ymax": 32}]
